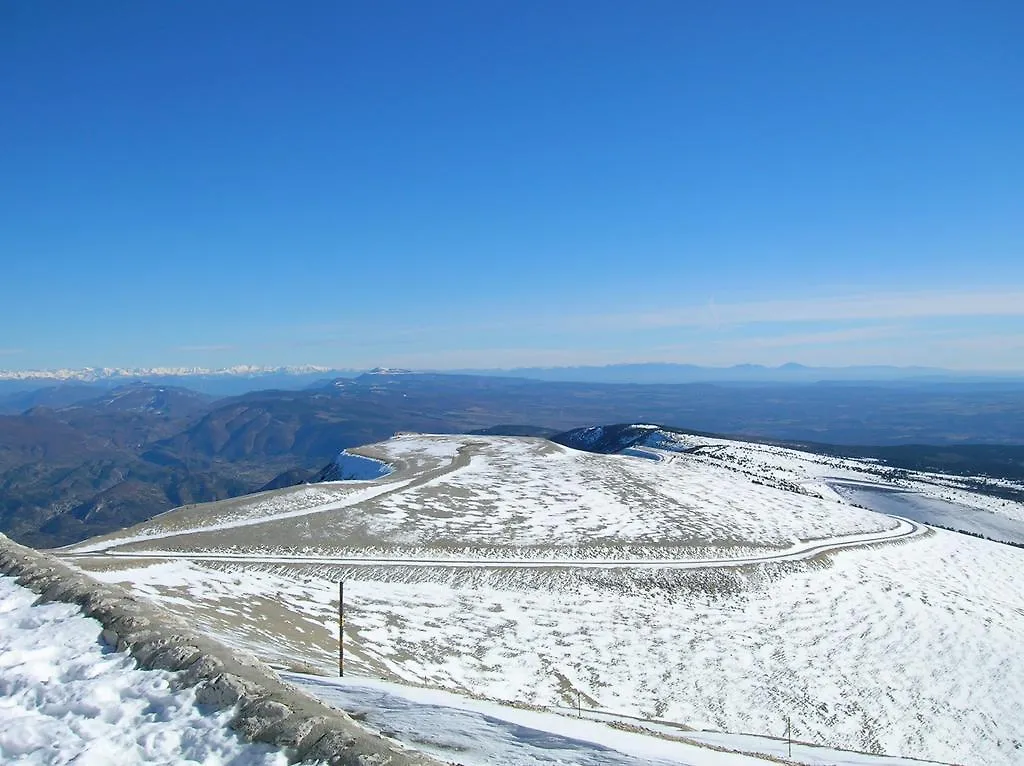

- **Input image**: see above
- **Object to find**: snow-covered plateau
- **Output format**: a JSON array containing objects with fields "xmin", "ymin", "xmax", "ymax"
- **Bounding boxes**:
[{"xmin": 60, "ymin": 432, "xmax": 1024, "ymax": 765}]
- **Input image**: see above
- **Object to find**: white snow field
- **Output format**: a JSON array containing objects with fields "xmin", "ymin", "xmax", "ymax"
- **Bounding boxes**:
[
  {"xmin": 280, "ymin": 673, "xmax": 949, "ymax": 766},
  {"xmin": 59, "ymin": 433, "xmax": 1024, "ymax": 765},
  {"xmin": 65, "ymin": 435, "xmax": 909, "ymax": 559},
  {"xmin": 0, "ymin": 574, "xmax": 289, "ymax": 766},
  {"xmin": 639, "ymin": 430, "xmax": 1024, "ymax": 544}
]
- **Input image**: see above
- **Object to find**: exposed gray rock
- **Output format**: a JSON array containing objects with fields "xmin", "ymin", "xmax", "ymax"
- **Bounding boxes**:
[
  {"xmin": 181, "ymin": 653, "xmax": 227, "ymax": 685},
  {"xmin": 196, "ymin": 672, "xmax": 263, "ymax": 708},
  {"xmin": 117, "ymin": 627, "xmax": 165, "ymax": 654},
  {"xmin": 132, "ymin": 634, "xmax": 200, "ymax": 668},
  {"xmin": 147, "ymin": 643, "xmax": 204, "ymax": 672},
  {"xmin": 237, "ymin": 697, "xmax": 294, "ymax": 741},
  {"xmin": 263, "ymin": 714, "xmax": 335, "ymax": 752}
]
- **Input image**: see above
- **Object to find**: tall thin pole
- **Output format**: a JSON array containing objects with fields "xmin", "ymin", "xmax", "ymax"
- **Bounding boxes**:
[
  {"xmin": 787, "ymin": 715, "xmax": 792, "ymax": 758},
  {"xmin": 339, "ymin": 580, "xmax": 344, "ymax": 677}
]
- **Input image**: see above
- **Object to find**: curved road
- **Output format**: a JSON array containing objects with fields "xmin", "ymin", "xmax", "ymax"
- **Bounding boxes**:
[{"xmin": 65, "ymin": 515, "xmax": 927, "ymax": 571}]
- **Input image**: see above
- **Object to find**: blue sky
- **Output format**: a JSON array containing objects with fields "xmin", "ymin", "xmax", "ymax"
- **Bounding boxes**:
[{"xmin": 2, "ymin": 1, "xmax": 1022, "ymax": 371}]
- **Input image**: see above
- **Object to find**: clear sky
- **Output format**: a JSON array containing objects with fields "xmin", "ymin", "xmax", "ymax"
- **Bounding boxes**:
[{"xmin": 2, "ymin": 1, "xmax": 1023, "ymax": 371}]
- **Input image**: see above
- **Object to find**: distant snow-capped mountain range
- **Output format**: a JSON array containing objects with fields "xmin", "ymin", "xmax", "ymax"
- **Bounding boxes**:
[
  {"xmin": 0, "ymin": 365, "xmax": 338, "ymax": 382},
  {"xmin": 2, "ymin": 362, "xmax": 1021, "ymax": 386}
]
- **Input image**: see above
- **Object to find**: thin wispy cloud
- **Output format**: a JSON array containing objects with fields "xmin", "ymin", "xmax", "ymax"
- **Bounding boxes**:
[
  {"xmin": 576, "ymin": 289, "xmax": 1024, "ymax": 331},
  {"xmin": 746, "ymin": 325, "xmax": 905, "ymax": 348},
  {"xmin": 175, "ymin": 345, "xmax": 236, "ymax": 353},
  {"xmin": 163, "ymin": 287, "xmax": 1024, "ymax": 371},
  {"xmin": 349, "ymin": 347, "xmax": 635, "ymax": 370},
  {"xmin": 297, "ymin": 289, "xmax": 1024, "ymax": 340},
  {"xmin": 937, "ymin": 333, "xmax": 1024, "ymax": 354}
]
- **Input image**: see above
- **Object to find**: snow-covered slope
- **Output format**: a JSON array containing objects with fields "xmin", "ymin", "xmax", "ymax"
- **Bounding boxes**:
[
  {"xmin": 60, "ymin": 433, "xmax": 1024, "ymax": 765},
  {"xmin": 0, "ymin": 574, "xmax": 289, "ymax": 765},
  {"xmin": 634, "ymin": 428, "xmax": 1024, "ymax": 543},
  {"xmin": 282, "ymin": 674, "xmax": 950, "ymax": 766}
]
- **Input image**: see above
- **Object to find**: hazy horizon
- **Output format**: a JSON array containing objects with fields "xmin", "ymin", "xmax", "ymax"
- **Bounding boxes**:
[{"xmin": 4, "ymin": 358, "xmax": 1024, "ymax": 379}]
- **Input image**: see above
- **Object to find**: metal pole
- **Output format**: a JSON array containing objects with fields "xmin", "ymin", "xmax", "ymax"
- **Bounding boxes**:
[
  {"xmin": 787, "ymin": 715, "xmax": 792, "ymax": 758},
  {"xmin": 339, "ymin": 580, "xmax": 344, "ymax": 677}
]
